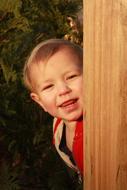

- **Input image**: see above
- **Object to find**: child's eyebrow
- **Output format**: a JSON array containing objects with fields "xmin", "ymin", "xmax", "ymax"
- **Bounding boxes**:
[
  {"xmin": 39, "ymin": 79, "xmax": 53, "ymax": 86},
  {"xmin": 36, "ymin": 79, "xmax": 51, "ymax": 90}
]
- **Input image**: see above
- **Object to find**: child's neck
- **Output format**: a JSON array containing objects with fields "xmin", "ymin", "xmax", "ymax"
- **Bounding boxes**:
[
  {"xmin": 65, "ymin": 121, "xmax": 76, "ymax": 151},
  {"xmin": 63, "ymin": 116, "xmax": 83, "ymax": 130},
  {"xmin": 64, "ymin": 120, "xmax": 77, "ymax": 131}
]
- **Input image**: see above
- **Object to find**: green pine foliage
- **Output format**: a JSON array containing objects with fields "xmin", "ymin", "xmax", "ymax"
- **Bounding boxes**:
[
  {"xmin": 0, "ymin": 162, "xmax": 20, "ymax": 190},
  {"xmin": 0, "ymin": 0, "xmax": 83, "ymax": 189}
]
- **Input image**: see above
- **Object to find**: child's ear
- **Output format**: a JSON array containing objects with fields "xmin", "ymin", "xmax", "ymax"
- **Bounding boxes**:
[
  {"xmin": 30, "ymin": 92, "xmax": 40, "ymax": 104},
  {"xmin": 30, "ymin": 92, "xmax": 47, "ymax": 112}
]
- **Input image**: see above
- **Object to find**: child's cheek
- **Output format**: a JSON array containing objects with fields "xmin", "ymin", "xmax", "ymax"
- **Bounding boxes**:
[{"xmin": 44, "ymin": 102, "xmax": 56, "ymax": 116}]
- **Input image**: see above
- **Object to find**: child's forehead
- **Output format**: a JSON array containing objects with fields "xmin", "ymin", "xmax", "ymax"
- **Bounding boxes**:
[
  {"xmin": 30, "ymin": 53, "xmax": 81, "ymax": 78},
  {"xmin": 34, "ymin": 48, "xmax": 81, "ymax": 69},
  {"xmin": 32, "ymin": 44, "xmax": 82, "ymax": 64},
  {"xmin": 31, "ymin": 46, "xmax": 77, "ymax": 64}
]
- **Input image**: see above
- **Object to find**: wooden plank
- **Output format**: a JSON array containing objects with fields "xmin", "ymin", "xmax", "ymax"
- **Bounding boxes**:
[{"xmin": 83, "ymin": 0, "xmax": 127, "ymax": 189}]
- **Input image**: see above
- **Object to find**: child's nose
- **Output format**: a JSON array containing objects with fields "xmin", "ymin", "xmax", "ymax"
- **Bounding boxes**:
[{"xmin": 58, "ymin": 83, "xmax": 71, "ymax": 96}]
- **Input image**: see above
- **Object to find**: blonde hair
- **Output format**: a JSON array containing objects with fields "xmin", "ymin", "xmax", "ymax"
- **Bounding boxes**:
[{"xmin": 23, "ymin": 38, "xmax": 83, "ymax": 91}]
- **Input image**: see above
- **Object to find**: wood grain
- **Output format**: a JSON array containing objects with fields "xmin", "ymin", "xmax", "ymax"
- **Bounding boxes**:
[{"xmin": 83, "ymin": 0, "xmax": 127, "ymax": 189}]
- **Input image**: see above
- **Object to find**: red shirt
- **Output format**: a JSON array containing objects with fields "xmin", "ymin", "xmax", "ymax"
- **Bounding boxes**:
[
  {"xmin": 73, "ymin": 119, "xmax": 83, "ymax": 174},
  {"xmin": 53, "ymin": 118, "xmax": 83, "ymax": 175}
]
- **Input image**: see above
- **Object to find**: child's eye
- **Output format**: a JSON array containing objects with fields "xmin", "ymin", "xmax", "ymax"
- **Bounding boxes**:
[
  {"xmin": 42, "ymin": 84, "xmax": 53, "ymax": 91},
  {"xmin": 66, "ymin": 74, "xmax": 77, "ymax": 80}
]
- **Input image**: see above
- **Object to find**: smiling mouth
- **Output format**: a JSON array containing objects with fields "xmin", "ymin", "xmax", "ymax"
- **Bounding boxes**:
[{"xmin": 59, "ymin": 99, "xmax": 78, "ymax": 108}]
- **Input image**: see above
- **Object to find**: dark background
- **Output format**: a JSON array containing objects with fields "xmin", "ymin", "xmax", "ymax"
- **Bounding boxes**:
[{"xmin": 0, "ymin": 0, "xmax": 83, "ymax": 189}]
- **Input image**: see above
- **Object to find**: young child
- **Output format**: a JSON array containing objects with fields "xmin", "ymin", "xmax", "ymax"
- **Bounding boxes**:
[{"xmin": 23, "ymin": 39, "xmax": 83, "ymax": 178}]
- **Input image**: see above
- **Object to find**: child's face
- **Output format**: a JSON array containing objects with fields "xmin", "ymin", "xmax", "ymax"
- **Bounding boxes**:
[{"xmin": 30, "ymin": 49, "xmax": 83, "ymax": 122}]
